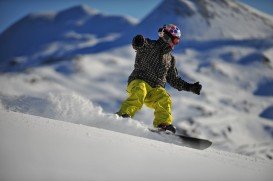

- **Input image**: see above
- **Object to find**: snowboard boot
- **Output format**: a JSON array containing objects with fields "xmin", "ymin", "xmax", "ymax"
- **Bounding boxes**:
[
  {"xmin": 116, "ymin": 112, "xmax": 131, "ymax": 118},
  {"xmin": 157, "ymin": 124, "xmax": 176, "ymax": 134}
]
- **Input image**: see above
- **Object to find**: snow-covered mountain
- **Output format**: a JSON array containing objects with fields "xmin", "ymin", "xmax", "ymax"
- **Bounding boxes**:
[
  {"xmin": 0, "ymin": 4, "xmax": 137, "ymax": 71},
  {"xmin": 2, "ymin": 0, "xmax": 273, "ymax": 72},
  {"xmin": 136, "ymin": 0, "xmax": 273, "ymax": 40},
  {"xmin": 0, "ymin": 1, "xmax": 273, "ymax": 179}
]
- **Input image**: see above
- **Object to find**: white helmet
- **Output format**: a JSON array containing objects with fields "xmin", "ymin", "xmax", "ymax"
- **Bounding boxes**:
[{"xmin": 158, "ymin": 24, "xmax": 181, "ymax": 47}]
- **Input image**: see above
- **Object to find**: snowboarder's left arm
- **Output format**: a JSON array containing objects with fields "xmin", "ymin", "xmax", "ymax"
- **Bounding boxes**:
[{"xmin": 166, "ymin": 56, "xmax": 202, "ymax": 95}]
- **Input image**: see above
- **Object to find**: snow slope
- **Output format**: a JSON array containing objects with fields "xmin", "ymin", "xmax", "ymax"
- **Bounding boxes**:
[
  {"xmin": 0, "ymin": 43, "xmax": 273, "ymax": 160},
  {"xmin": 0, "ymin": 1, "xmax": 273, "ymax": 178},
  {"xmin": 1, "ymin": 109, "xmax": 273, "ymax": 181}
]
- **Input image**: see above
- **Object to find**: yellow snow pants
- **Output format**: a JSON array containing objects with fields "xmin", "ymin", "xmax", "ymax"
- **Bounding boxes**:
[{"xmin": 118, "ymin": 79, "xmax": 172, "ymax": 127}]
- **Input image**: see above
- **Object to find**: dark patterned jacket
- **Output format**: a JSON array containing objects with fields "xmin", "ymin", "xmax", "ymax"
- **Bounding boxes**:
[{"xmin": 128, "ymin": 36, "xmax": 190, "ymax": 91}]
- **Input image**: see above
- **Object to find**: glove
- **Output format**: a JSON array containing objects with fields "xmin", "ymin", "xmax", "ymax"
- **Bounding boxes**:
[
  {"xmin": 189, "ymin": 82, "xmax": 202, "ymax": 95},
  {"xmin": 132, "ymin": 35, "xmax": 145, "ymax": 48}
]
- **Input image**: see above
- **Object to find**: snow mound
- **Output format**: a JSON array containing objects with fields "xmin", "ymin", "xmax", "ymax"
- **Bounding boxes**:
[
  {"xmin": 0, "ymin": 92, "xmax": 185, "ymax": 145},
  {"xmin": 1, "ymin": 109, "xmax": 273, "ymax": 180},
  {"xmin": 0, "ymin": 92, "xmax": 145, "ymax": 134}
]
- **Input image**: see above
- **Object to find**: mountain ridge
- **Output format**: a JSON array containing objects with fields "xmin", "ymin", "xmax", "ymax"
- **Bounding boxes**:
[
  {"xmin": 136, "ymin": 0, "xmax": 273, "ymax": 40},
  {"xmin": 1, "ymin": 0, "xmax": 273, "ymax": 71},
  {"xmin": 0, "ymin": 4, "xmax": 136, "ymax": 70}
]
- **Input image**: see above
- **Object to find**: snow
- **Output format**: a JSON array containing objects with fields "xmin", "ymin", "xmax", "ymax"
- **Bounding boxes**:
[
  {"xmin": 0, "ymin": 43, "xmax": 273, "ymax": 160},
  {"xmin": 1, "ymin": 109, "xmax": 273, "ymax": 181},
  {"xmin": 1, "ymin": 0, "xmax": 273, "ymax": 180},
  {"xmin": 1, "ymin": 27, "xmax": 273, "ymax": 156},
  {"xmin": 2, "ymin": 0, "xmax": 273, "ymax": 70},
  {"xmin": 0, "ymin": 5, "xmax": 136, "ymax": 70},
  {"xmin": 135, "ymin": 0, "xmax": 273, "ymax": 41}
]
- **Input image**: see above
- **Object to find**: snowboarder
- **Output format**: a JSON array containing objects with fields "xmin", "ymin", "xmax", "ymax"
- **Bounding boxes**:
[{"xmin": 116, "ymin": 24, "xmax": 202, "ymax": 134}]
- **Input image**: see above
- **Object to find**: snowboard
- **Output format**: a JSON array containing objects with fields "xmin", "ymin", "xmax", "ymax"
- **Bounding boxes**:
[{"xmin": 149, "ymin": 128, "xmax": 212, "ymax": 150}]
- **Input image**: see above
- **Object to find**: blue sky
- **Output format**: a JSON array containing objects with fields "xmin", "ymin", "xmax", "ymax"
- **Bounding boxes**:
[{"xmin": 0, "ymin": 0, "xmax": 273, "ymax": 33}]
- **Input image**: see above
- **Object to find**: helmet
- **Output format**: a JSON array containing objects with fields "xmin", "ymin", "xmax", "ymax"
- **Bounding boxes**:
[
  {"xmin": 158, "ymin": 24, "xmax": 181, "ymax": 47},
  {"xmin": 160, "ymin": 24, "xmax": 181, "ymax": 38}
]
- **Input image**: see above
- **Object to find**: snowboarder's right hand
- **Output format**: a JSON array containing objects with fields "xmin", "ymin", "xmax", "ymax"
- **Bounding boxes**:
[{"xmin": 132, "ymin": 35, "xmax": 145, "ymax": 48}]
